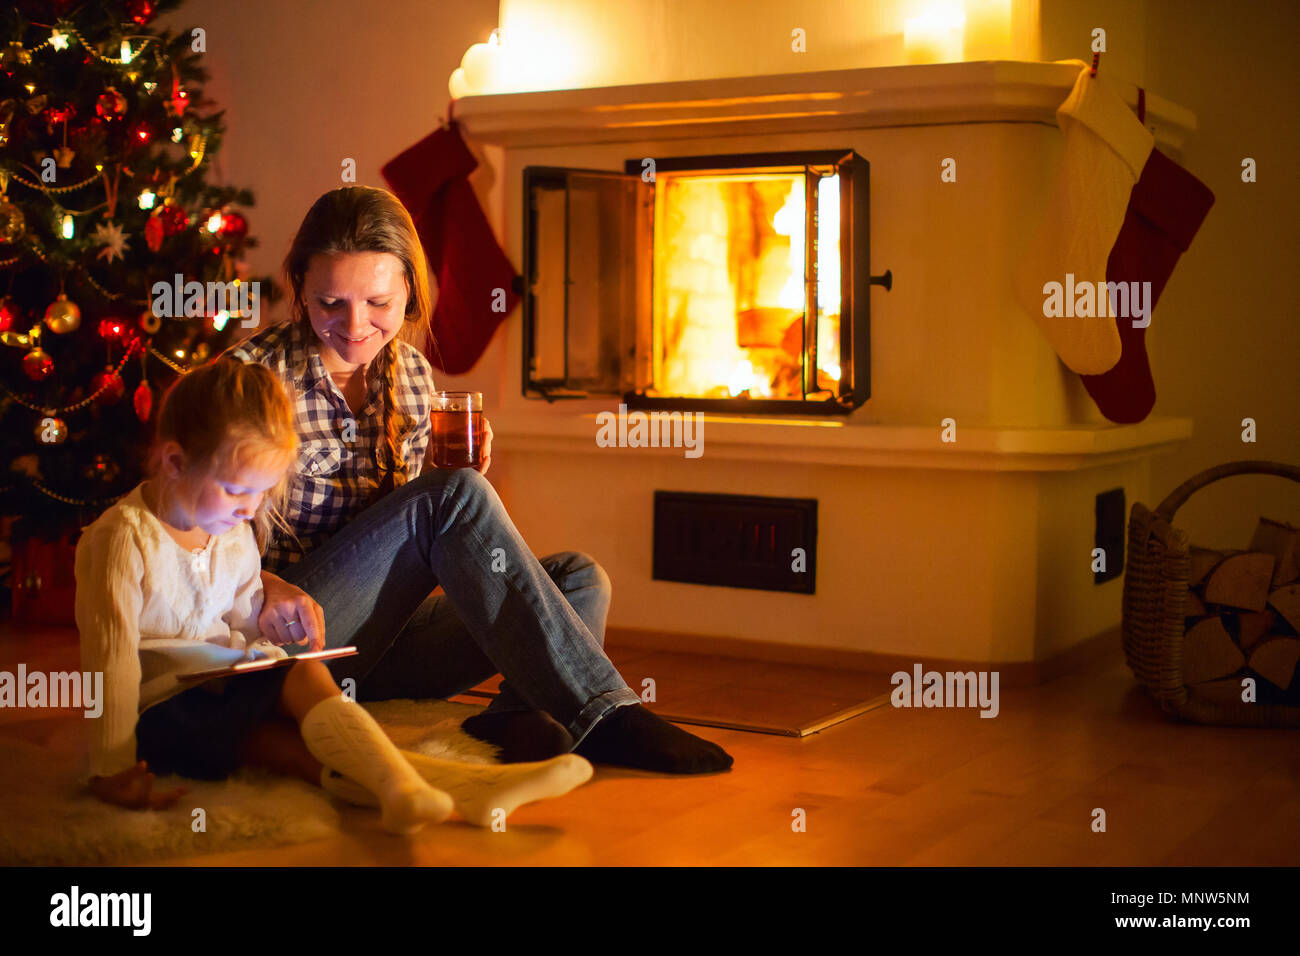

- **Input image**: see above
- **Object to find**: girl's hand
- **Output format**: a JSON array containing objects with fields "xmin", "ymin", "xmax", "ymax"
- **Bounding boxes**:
[
  {"xmin": 90, "ymin": 761, "xmax": 189, "ymax": 810},
  {"xmin": 258, "ymin": 570, "xmax": 326, "ymax": 651}
]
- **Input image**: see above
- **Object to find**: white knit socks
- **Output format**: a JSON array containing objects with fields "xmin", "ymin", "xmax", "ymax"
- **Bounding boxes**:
[
  {"xmin": 321, "ymin": 752, "xmax": 594, "ymax": 828},
  {"xmin": 402, "ymin": 751, "xmax": 593, "ymax": 827},
  {"xmin": 299, "ymin": 695, "xmax": 453, "ymax": 835}
]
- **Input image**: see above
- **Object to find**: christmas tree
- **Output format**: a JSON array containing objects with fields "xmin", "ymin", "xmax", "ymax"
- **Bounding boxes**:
[{"xmin": 0, "ymin": 0, "xmax": 278, "ymax": 542}]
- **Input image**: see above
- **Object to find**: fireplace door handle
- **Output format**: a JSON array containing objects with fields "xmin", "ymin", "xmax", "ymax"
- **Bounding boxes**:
[{"xmin": 869, "ymin": 269, "xmax": 893, "ymax": 291}]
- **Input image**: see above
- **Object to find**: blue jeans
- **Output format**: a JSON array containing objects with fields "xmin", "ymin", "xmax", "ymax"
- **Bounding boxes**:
[{"xmin": 275, "ymin": 466, "xmax": 641, "ymax": 747}]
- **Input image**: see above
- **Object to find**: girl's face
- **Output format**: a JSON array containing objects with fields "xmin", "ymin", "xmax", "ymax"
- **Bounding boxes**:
[
  {"xmin": 162, "ymin": 445, "xmax": 291, "ymax": 535},
  {"xmin": 302, "ymin": 251, "xmax": 409, "ymax": 373}
]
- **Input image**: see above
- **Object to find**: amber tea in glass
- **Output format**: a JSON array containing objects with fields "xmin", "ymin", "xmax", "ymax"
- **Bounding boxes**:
[{"xmin": 429, "ymin": 391, "xmax": 484, "ymax": 470}]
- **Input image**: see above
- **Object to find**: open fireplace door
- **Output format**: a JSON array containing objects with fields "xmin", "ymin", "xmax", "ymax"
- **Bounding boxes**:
[{"xmin": 521, "ymin": 167, "xmax": 652, "ymax": 401}]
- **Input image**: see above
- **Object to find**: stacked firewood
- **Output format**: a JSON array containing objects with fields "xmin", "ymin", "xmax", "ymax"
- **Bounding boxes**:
[{"xmin": 1182, "ymin": 518, "xmax": 1300, "ymax": 701}]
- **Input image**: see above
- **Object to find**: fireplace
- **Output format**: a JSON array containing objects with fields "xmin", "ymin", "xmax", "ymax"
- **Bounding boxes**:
[
  {"xmin": 520, "ymin": 150, "xmax": 891, "ymax": 415},
  {"xmin": 452, "ymin": 60, "xmax": 1197, "ymax": 669}
]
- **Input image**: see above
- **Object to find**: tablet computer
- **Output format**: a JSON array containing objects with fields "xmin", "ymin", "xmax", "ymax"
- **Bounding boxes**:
[{"xmin": 177, "ymin": 646, "xmax": 359, "ymax": 681}]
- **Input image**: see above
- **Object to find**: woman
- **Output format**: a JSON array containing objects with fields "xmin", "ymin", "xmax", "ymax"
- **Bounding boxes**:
[{"xmin": 224, "ymin": 185, "xmax": 732, "ymax": 774}]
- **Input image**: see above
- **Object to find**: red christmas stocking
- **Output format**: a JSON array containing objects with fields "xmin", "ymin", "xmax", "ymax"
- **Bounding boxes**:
[
  {"xmin": 1080, "ymin": 147, "xmax": 1215, "ymax": 423},
  {"xmin": 381, "ymin": 121, "xmax": 520, "ymax": 375}
]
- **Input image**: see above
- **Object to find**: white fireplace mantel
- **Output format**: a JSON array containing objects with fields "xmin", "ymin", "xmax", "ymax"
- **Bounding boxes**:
[
  {"xmin": 489, "ymin": 408, "xmax": 1191, "ymax": 472},
  {"xmin": 454, "ymin": 59, "xmax": 1196, "ymax": 153}
]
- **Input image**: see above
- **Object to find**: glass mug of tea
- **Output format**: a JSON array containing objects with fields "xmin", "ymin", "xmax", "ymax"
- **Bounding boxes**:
[{"xmin": 428, "ymin": 391, "xmax": 485, "ymax": 470}]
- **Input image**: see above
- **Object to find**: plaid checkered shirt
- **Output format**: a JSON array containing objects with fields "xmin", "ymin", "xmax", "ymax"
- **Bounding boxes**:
[{"xmin": 223, "ymin": 319, "xmax": 435, "ymax": 574}]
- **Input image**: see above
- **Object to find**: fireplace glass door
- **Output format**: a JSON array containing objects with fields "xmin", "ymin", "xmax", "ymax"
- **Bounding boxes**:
[{"xmin": 522, "ymin": 149, "xmax": 870, "ymax": 414}]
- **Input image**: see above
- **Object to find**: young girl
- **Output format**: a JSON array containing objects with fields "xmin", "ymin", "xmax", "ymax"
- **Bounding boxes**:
[
  {"xmin": 74, "ymin": 358, "xmax": 593, "ymax": 833},
  {"xmin": 232, "ymin": 185, "xmax": 733, "ymax": 775}
]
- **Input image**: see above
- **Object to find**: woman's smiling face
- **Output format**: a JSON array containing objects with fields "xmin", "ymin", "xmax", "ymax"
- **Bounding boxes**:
[{"xmin": 303, "ymin": 251, "xmax": 409, "ymax": 372}]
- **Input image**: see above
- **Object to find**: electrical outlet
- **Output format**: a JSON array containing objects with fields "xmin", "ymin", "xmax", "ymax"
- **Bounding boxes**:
[{"xmin": 1094, "ymin": 488, "xmax": 1125, "ymax": 584}]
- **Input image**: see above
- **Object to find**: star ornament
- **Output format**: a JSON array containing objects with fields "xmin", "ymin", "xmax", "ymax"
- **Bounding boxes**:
[{"xmin": 91, "ymin": 219, "xmax": 130, "ymax": 263}]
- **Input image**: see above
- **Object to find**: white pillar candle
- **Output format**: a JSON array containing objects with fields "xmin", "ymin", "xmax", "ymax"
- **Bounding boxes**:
[{"xmin": 904, "ymin": 6, "xmax": 967, "ymax": 65}]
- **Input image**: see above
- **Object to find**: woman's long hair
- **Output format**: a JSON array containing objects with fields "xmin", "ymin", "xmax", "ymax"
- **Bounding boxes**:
[
  {"xmin": 150, "ymin": 358, "xmax": 299, "ymax": 555},
  {"xmin": 283, "ymin": 186, "xmax": 433, "ymax": 499}
]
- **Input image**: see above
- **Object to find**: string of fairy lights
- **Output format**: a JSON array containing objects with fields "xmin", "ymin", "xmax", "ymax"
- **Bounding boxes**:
[{"xmin": 0, "ymin": 15, "xmax": 251, "ymax": 508}]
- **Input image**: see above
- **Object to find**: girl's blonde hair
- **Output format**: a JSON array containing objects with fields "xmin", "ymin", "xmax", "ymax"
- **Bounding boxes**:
[
  {"xmin": 150, "ymin": 358, "xmax": 299, "ymax": 554},
  {"xmin": 283, "ymin": 185, "xmax": 433, "ymax": 501}
]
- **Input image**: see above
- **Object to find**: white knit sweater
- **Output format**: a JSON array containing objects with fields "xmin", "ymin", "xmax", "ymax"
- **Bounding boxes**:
[{"xmin": 74, "ymin": 482, "xmax": 287, "ymax": 780}]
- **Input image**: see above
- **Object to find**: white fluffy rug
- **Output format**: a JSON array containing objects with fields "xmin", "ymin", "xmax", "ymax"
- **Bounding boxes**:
[{"xmin": 0, "ymin": 698, "xmax": 500, "ymax": 866}]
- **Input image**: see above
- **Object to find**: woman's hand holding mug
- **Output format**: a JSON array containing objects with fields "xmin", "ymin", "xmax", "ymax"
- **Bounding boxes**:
[
  {"xmin": 477, "ymin": 417, "xmax": 493, "ymax": 476},
  {"xmin": 426, "ymin": 391, "xmax": 491, "ymax": 476}
]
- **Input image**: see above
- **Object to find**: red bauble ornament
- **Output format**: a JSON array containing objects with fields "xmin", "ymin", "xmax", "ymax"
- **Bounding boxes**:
[
  {"xmin": 126, "ymin": 0, "xmax": 156, "ymax": 25},
  {"xmin": 22, "ymin": 348, "xmax": 53, "ymax": 381},
  {"xmin": 96, "ymin": 88, "xmax": 127, "ymax": 120},
  {"xmin": 98, "ymin": 317, "xmax": 128, "ymax": 341},
  {"xmin": 159, "ymin": 204, "xmax": 190, "ymax": 235},
  {"xmin": 218, "ymin": 211, "xmax": 248, "ymax": 241},
  {"xmin": 133, "ymin": 380, "xmax": 153, "ymax": 422},
  {"xmin": 144, "ymin": 211, "xmax": 164, "ymax": 251},
  {"xmin": 69, "ymin": 116, "xmax": 105, "ymax": 146},
  {"xmin": 91, "ymin": 367, "xmax": 125, "ymax": 404}
]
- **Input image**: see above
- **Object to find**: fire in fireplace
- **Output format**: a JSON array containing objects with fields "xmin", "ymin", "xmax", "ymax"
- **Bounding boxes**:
[{"xmin": 521, "ymin": 149, "xmax": 891, "ymax": 415}]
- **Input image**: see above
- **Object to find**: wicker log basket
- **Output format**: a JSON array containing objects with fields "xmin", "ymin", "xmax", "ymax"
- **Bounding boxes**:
[{"xmin": 1122, "ymin": 460, "xmax": 1300, "ymax": 727}]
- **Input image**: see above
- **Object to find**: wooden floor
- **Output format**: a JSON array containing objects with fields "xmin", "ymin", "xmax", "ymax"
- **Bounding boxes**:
[{"xmin": 3, "ymin": 622, "xmax": 1298, "ymax": 865}]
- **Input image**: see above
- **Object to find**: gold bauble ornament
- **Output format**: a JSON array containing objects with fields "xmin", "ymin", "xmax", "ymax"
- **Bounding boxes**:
[
  {"xmin": 43, "ymin": 294, "xmax": 81, "ymax": 334},
  {"xmin": 139, "ymin": 308, "xmax": 161, "ymax": 334},
  {"xmin": 35, "ymin": 415, "xmax": 67, "ymax": 444},
  {"xmin": 1, "ymin": 42, "xmax": 30, "ymax": 71},
  {"xmin": 0, "ymin": 198, "xmax": 24, "ymax": 243}
]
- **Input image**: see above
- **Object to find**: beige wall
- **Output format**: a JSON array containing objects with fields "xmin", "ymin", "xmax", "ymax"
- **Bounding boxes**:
[
  {"xmin": 1144, "ymin": 0, "xmax": 1300, "ymax": 548},
  {"xmin": 1040, "ymin": 0, "xmax": 1300, "ymax": 549},
  {"xmin": 490, "ymin": 0, "xmax": 1041, "ymax": 91}
]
